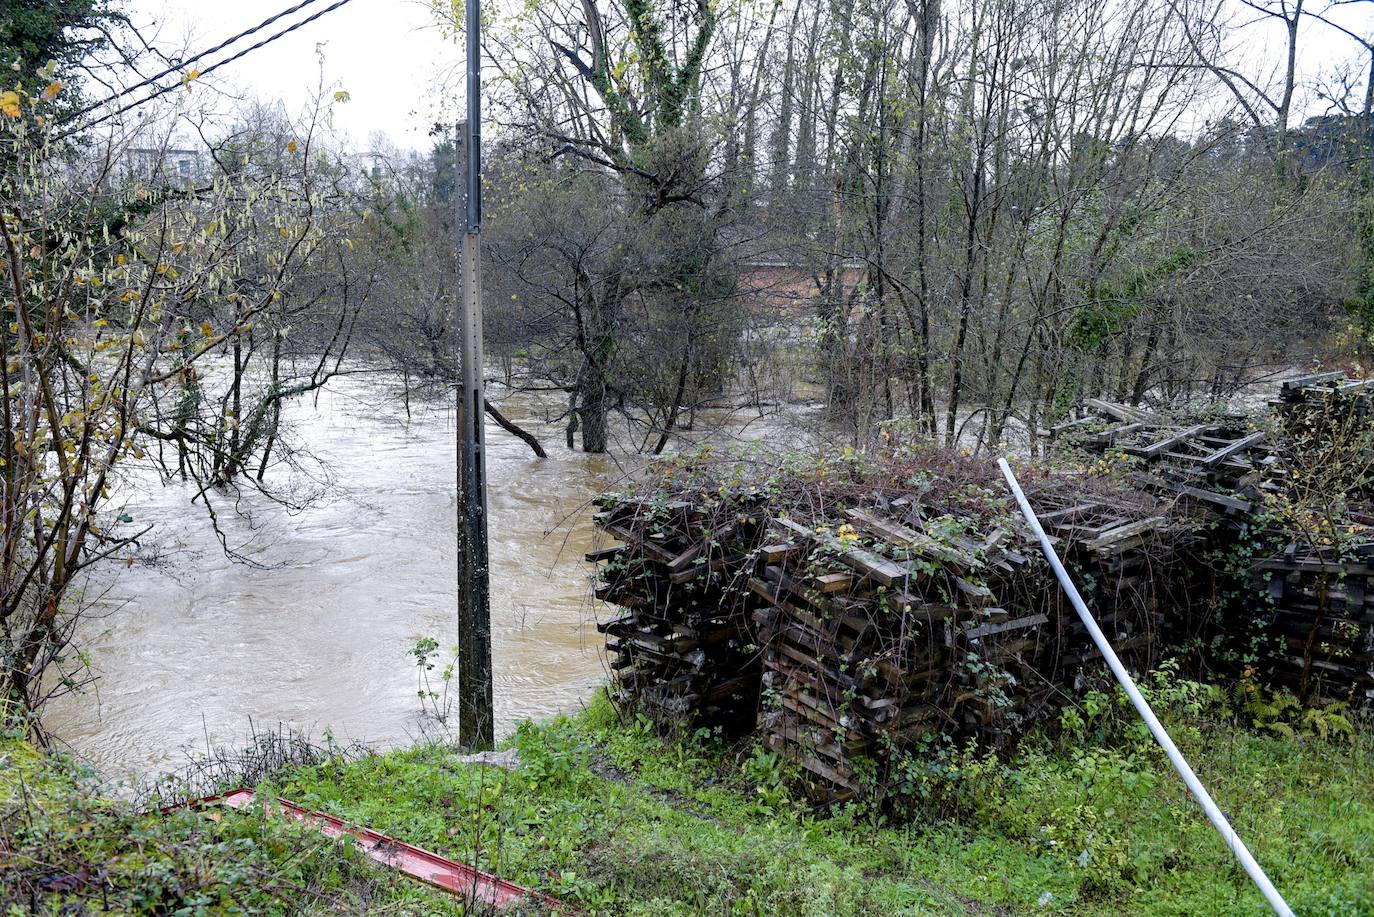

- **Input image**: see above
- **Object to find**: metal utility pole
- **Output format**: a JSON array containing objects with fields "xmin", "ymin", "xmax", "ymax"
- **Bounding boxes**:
[{"xmin": 456, "ymin": 0, "xmax": 492, "ymax": 751}]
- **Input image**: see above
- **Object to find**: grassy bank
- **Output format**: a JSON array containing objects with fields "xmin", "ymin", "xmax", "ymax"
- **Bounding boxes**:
[
  {"xmin": 0, "ymin": 724, "xmax": 462, "ymax": 914},
  {"xmin": 4, "ymin": 675, "xmax": 1373, "ymax": 915}
]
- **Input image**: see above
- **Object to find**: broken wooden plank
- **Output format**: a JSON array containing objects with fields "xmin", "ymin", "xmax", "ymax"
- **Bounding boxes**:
[
  {"xmin": 1281, "ymin": 371, "xmax": 1344, "ymax": 392},
  {"xmin": 666, "ymin": 540, "xmax": 706, "ymax": 572},
  {"xmin": 761, "ymin": 542, "xmax": 797, "ymax": 563},
  {"xmin": 1085, "ymin": 516, "xmax": 1166, "ymax": 552},
  {"xmin": 1084, "ymin": 398, "xmax": 1157, "ymax": 424},
  {"xmin": 1130, "ymin": 423, "xmax": 1212, "ymax": 459},
  {"xmin": 1201, "ymin": 431, "xmax": 1265, "ymax": 467},
  {"xmin": 815, "ymin": 572, "xmax": 853, "ymax": 593},
  {"xmin": 1163, "ymin": 481, "xmax": 1252, "ymax": 514},
  {"xmin": 964, "ymin": 613, "xmax": 1049, "ymax": 640},
  {"xmin": 846, "ymin": 508, "xmax": 979, "ymax": 571},
  {"xmin": 773, "ymin": 517, "xmax": 911, "ymax": 587}
]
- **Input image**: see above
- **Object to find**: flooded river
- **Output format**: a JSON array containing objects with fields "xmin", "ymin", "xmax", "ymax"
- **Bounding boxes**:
[{"xmin": 45, "ymin": 374, "xmax": 617, "ymax": 779}]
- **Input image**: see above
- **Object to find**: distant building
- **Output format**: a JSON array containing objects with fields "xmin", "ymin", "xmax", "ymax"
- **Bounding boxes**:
[
  {"xmin": 737, "ymin": 259, "xmax": 865, "ymax": 322},
  {"xmin": 727, "ymin": 204, "xmax": 866, "ymax": 323},
  {"xmin": 120, "ymin": 146, "xmax": 207, "ymax": 184}
]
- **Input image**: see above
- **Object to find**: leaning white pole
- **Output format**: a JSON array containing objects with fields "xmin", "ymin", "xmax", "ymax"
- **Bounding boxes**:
[{"xmin": 997, "ymin": 458, "xmax": 1294, "ymax": 917}]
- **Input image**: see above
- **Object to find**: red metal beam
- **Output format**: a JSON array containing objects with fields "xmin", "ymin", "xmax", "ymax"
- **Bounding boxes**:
[{"xmin": 168, "ymin": 788, "xmax": 571, "ymax": 911}]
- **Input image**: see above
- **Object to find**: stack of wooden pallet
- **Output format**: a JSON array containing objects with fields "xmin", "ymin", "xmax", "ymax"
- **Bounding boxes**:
[
  {"xmin": 1043, "ymin": 398, "xmax": 1275, "ymax": 517},
  {"xmin": 588, "ymin": 384, "xmax": 1374, "ymax": 801},
  {"xmin": 1255, "ymin": 375, "xmax": 1374, "ymax": 702},
  {"xmin": 589, "ymin": 454, "xmax": 1209, "ymax": 802},
  {"xmin": 589, "ymin": 493, "xmax": 767, "ymax": 733},
  {"xmin": 1025, "ymin": 480, "xmax": 1205, "ymax": 679},
  {"xmin": 1252, "ymin": 536, "xmax": 1374, "ymax": 705},
  {"xmin": 1048, "ymin": 375, "xmax": 1374, "ymax": 508},
  {"xmin": 1047, "ymin": 376, "xmax": 1374, "ymax": 705},
  {"xmin": 744, "ymin": 501, "xmax": 1046, "ymax": 801},
  {"xmin": 1274, "ymin": 372, "xmax": 1374, "ymax": 428}
]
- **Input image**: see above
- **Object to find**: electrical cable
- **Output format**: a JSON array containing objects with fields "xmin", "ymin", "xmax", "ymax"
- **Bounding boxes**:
[
  {"xmin": 57, "ymin": 0, "xmax": 359, "ymax": 140},
  {"xmin": 60, "ymin": 0, "xmax": 334, "ymax": 125}
]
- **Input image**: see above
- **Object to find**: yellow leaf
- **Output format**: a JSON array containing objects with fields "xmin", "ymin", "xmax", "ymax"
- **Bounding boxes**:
[
  {"xmin": 42, "ymin": 81, "xmax": 62, "ymax": 100},
  {"xmin": 333, "ymin": 90, "xmax": 350, "ymax": 102},
  {"xmin": 287, "ymin": 139, "xmax": 298, "ymax": 154},
  {"xmin": 200, "ymin": 321, "xmax": 213, "ymax": 338},
  {"xmin": 0, "ymin": 90, "xmax": 19, "ymax": 118}
]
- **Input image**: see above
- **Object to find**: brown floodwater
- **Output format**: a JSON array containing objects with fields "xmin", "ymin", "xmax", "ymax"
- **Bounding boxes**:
[{"xmin": 44, "ymin": 374, "xmax": 617, "ymax": 780}]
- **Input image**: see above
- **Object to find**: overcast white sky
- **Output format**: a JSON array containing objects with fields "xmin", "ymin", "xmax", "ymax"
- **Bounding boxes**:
[
  {"xmin": 126, "ymin": 0, "xmax": 463, "ymax": 150},
  {"xmin": 124, "ymin": 0, "xmax": 1374, "ymax": 152}
]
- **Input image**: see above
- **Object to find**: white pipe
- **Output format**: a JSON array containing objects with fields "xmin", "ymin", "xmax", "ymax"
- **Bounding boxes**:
[{"xmin": 997, "ymin": 458, "xmax": 1294, "ymax": 917}]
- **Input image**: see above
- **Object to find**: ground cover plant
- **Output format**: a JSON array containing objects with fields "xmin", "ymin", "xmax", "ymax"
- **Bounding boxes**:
[
  {"xmin": 4, "ymin": 670, "xmax": 1371, "ymax": 915},
  {"xmin": 0, "ymin": 722, "xmax": 463, "ymax": 914},
  {"xmin": 273, "ymin": 681, "xmax": 1371, "ymax": 916}
]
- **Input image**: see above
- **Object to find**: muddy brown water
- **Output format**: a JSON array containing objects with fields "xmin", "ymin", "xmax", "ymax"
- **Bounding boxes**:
[{"xmin": 44, "ymin": 375, "xmax": 620, "ymax": 780}]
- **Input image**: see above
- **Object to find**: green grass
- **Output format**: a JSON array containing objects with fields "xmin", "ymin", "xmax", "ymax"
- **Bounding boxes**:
[
  {"xmin": 272, "ymin": 681, "xmax": 1374, "ymax": 916},
  {"xmin": 0, "ymin": 724, "xmax": 462, "ymax": 915},
  {"xmin": 4, "ymin": 674, "xmax": 1373, "ymax": 915}
]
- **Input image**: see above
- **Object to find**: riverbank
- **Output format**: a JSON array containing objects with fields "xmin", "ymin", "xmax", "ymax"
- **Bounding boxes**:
[{"xmin": 5, "ymin": 678, "xmax": 1373, "ymax": 914}]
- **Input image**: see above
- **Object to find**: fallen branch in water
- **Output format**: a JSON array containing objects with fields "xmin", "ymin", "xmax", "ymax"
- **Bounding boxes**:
[{"xmin": 485, "ymin": 401, "xmax": 547, "ymax": 457}]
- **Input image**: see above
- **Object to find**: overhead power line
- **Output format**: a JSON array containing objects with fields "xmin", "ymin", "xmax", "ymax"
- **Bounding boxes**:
[
  {"xmin": 61, "ymin": 0, "xmax": 335, "ymax": 127},
  {"xmin": 57, "ymin": 0, "xmax": 360, "ymax": 140}
]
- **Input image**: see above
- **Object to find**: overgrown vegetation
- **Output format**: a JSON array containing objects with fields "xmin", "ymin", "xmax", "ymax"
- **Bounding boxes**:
[
  {"xmin": 269, "ymin": 681, "xmax": 1374, "ymax": 915},
  {"xmin": 460, "ymin": 0, "xmax": 1373, "ymax": 452},
  {"xmin": 0, "ymin": 722, "xmax": 463, "ymax": 914},
  {"xmin": 7, "ymin": 680, "xmax": 1369, "ymax": 915}
]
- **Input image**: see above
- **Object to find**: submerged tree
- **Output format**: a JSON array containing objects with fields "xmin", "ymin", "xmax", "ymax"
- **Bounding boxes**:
[
  {"xmin": 469, "ymin": 0, "xmax": 750, "ymax": 453},
  {"xmin": 0, "ymin": 74, "xmax": 366, "ymax": 729},
  {"xmin": 468, "ymin": 0, "xmax": 1362, "ymax": 454}
]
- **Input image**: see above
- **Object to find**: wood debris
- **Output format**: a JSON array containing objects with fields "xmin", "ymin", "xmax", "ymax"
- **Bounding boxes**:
[
  {"xmin": 587, "ymin": 376, "xmax": 1374, "ymax": 802},
  {"xmin": 589, "ymin": 451, "xmax": 1199, "ymax": 802}
]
